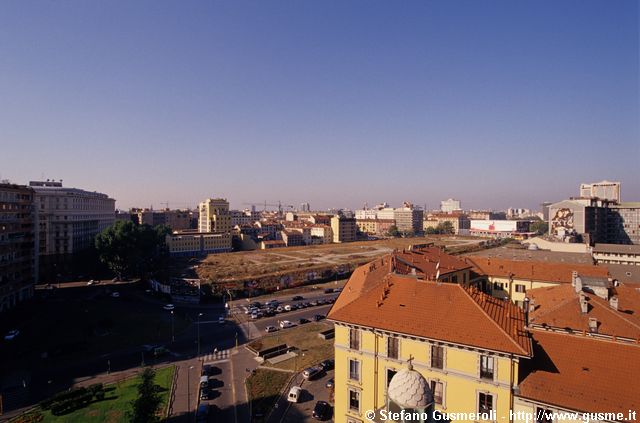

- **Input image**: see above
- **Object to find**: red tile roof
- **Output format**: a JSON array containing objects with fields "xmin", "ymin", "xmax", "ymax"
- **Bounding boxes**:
[
  {"xmin": 519, "ymin": 330, "xmax": 640, "ymax": 418},
  {"xmin": 328, "ymin": 255, "xmax": 531, "ymax": 356},
  {"xmin": 395, "ymin": 247, "xmax": 472, "ymax": 278},
  {"xmin": 465, "ymin": 256, "xmax": 609, "ymax": 284},
  {"xmin": 527, "ymin": 284, "xmax": 640, "ymax": 340}
]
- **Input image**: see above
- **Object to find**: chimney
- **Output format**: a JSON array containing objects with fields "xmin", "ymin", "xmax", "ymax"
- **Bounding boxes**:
[
  {"xmin": 609, "ymin": 296, "xmax": 619, "ymax": 311},
  {"xmin": 580, "ymin": 293, "xmax": 588, "ymax": 314},
  {"xmin": 571, "ymin": 271, "xmax": 578, "ymax": 287},
  {"xmin": 588, "ymin": 318, "xmax": 598, "ymax": 334},
  {"xmin": 523, "ymin": 297, "xmax": 530, "ymax": 326},
  {"xmin": 574, "ymin": 276, "xmax": 583, "ymax": 294}
]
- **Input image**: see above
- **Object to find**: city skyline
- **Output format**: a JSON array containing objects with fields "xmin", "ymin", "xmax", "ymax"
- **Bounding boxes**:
[{"xmin": 1, "ymin": 1, "xmax": 638, "ymax": 210}]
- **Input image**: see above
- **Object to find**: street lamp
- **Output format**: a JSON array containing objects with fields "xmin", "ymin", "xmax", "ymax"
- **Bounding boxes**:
[
  {"xmin": 170, "ymin": 310, "xmax": 175, "ymax": 343},
  {"xmin": 197, "ymin": 313, "xmax": 203, "ymax": 358},
  {"xmin": 187, "ymin": 365, "xmax": 194, "ymax": 421}
]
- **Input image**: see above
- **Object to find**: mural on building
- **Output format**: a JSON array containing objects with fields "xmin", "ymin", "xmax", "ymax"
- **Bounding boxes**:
[{"xmin": 551, "ymin": 208, "xmax": 576, "ymax": 239}]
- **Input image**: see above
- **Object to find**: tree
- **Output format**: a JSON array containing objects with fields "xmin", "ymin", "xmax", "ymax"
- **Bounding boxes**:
[
  {"xmin": 531, "ymin": 220, "xmax": 549, "ymax": 235},
  {"xmin": 128, "ymin": 367, "xmax": 162, "ymax": 423},
  {"xmin": 425, "ymin": 227, "xmax": 437, "ymax": 235},
  {"xmin": 387, "ymin": 225, "xmax": 400, "ymax": 237},
  {"xmin": 95, "ymin": 221, "xmax": 170, "ymax": 280},
  {"xmin": 438, "ymin": 221, "xmax": 455, "ymax": 235}
]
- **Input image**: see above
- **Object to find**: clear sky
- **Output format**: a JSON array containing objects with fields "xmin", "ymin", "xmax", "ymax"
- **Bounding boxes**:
[{"xmin": 1, "ymin": 1, "xmax": 638, "ymax": 211}]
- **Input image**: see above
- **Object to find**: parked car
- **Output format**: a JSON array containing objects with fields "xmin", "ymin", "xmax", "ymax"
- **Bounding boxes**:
[
  {"xmin": 303, "ymin": 366, "xmax": 323, "ymax": 380},
  {"xmin": 324, "ymin": 288, "xmax": 334, "ymax": 294},
  {"xmin": 202, "ymin": 364, "xmax": 212, "ymax": 376},
  {"xmin": 265, "ymin": 326, "xmax": 278, "ymax": 333},
  {"xmin": 310, "ymin": 300, "xmax": 318, "ymax": 306},
  {"xmin": 87, "ymin": 280, "xmax": 95, "ymax": 285},
  {"xmin": 196, "ymin": 404, "xmax": 209, "ymax": 423},
  {"xmin": 111, "ymin": 292, "xmax": 120, "ymax": 298},
  {"xmin": 312, "ymin": 314, "xmax": 325, "ymax": 322},
  {"xmin": 312, "ymin": 401, "xmax": 332, "ymax": 420},
  {"xmin": 284, "ymin": 305, "xmax": 293, "ymax": 311},
  {"xmin": 218, "ymin": 316, "xmax": 225, "ymax": 324},
  {"xmin": 319, "ymin": 359, "xmax": 334, "ymax": 371},
  {"xmin": 276, "ymin": 306, "xmax": 284, "ymax": 313},
  {"xmin": 292, "ymin": 295, "xmax": 304, "ymax": 301},
  {"xmin": 199, "ymin": 375, "xmax": 209, "ymax": 389},
  {"xmin": 280, "ymin": 320, "xmax": 295, "ymax": 329},
  {"xmin": 4, "ymin": 330, "xmax": 20, "ymax": 341},
  {"xmin": 287, "ymin": 386, "xmax": 302, "ymax": 403},
  {"xmin": 163, "ymin": 304, "xmax": 175, "ymax": 311},
  {"xmin": 200, "ymin": 387, "xmax": 209, "ymax": 400},
  {"xmin": 298, "ymin": 318, "xmax": 310, "ymax": 325},
  {"xmin": 326, "ymin": 378, "xmax": 334, "ymax": 388}
]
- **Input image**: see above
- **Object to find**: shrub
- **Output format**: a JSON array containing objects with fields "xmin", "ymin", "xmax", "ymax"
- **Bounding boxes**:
[
  {"xmin": 95, "ymin": 390, "xmax": 105, "ymax": 400},
  {"xmin": 88, "ymin": 383, "xmax": 104, "ymax": 395}
]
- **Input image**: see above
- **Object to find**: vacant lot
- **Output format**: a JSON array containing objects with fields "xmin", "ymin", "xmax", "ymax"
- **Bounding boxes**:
[
  {"xmin": 13, "ymin": 366, "xmax": 174, "ymax": 423},
  {"xmin": 249, "ymin": 322, "xmax": 334, "ymax": 372},
  {"xmin": 197, "ymin": 236, "xmax": 478, "ymax": 282},
  {"xmin": 246, "ymin": 368, "xmax": 292, "ymax": 421}
]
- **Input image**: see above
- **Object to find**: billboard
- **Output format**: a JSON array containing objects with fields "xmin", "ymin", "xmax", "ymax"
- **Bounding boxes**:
[{"xmin": 470, "ymin": 220, "xmax": 518, "ymax": 232}]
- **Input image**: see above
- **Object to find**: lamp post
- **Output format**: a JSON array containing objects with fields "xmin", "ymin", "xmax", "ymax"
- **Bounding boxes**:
[
  {"xmin": 197, "ymin": 312, "xmax": 203, "ymax": 357},
  {"xmin": 170, "ymin": 310, "xmax": 175, "ymax": 343},
  {"xmin": 187, "ymin": 365, "xmax": 194, "ymax": 421}
]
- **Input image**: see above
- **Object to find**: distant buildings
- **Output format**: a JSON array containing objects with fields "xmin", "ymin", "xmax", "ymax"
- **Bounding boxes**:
[
  {"xmin": 356, "ymin": 202, "xmax": 422, "ymax": 234},
  {"xmin": 440, "ymin": 198, "xmax": 461, "ymax": 213},
  {"xmin": 469, "ymin": 219, "xmax": 534, "ymax": 239},
  {"xmin": 424, "ymin": 212, "xmax": 470, "ymax": 235},
  {"xmin": 133, "ymin": 208, "xmax": 192, "ymax": 230},
  {"xmin": 355, "ymin": 219, "xmax": 395, "ymax": 237},
  {"xmin": 0, "ymin": 183, "xmax": 36, "ymax": 312},
  {"xmin": 592, "ymin": 243, "xmax": 640, "ymax": 266}
]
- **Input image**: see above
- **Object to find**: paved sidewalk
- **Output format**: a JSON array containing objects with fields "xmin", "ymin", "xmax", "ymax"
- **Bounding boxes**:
[{"xmin": 171, "ymin": 357, "xmax": 201, "ymax": 423}]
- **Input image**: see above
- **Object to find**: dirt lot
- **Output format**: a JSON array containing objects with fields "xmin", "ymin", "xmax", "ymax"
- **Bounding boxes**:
[{"xmin": 196, "ymin": 236, "xmax": 480, "ymax": 282}]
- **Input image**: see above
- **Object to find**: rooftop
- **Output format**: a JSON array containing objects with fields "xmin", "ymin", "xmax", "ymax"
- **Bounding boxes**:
[
  {"xmin": 519, "ymin": 330, "xmax": 640, "ymax": 418},
  {"xmin": 593, "ymin": 243, "xmax": 640, "ymax": 255}
]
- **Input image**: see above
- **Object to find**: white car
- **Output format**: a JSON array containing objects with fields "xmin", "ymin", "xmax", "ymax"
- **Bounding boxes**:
[
  {"xmin": 87, "ymin": 280, "xmax": 95, "ymax": 285},
  {"xmin": 284, "ymin": 305, "xmax": 292, "ymax": 311},
  {"xmin": 279, "ymin": 320, "xmax": 295, "ymax": 329},
  {"xmin": 4, "ymin": 330, "xmax": 20, "ymax": 341},
  {"xmin": 163, "ymin": 304, "xmax": 175, "ymax": 311},
  {"xmin": 265, "ymin": 326, "xmax": 278, "ymax": 333}
]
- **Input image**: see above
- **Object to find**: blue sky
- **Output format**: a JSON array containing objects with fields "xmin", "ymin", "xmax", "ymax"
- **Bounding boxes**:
[{"xmin": 1, "ymin": 1, "xmax": 638, "ymax": 211}]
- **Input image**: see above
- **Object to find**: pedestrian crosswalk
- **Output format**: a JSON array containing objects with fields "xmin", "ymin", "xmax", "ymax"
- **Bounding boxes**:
[{"xmin": 203, "ymin": 348, "xmax": 231, "ymax": 362}]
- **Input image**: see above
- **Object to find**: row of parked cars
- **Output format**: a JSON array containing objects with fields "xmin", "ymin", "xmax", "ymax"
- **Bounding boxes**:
[
  {"xmin": 265, "ymin": 313, "xmax": 326, "ymax": 333},
  {"xmin": 243, "ymin": 296, "xmax": 337, "ymax": 320},
  {"xmin": 287, "ymin": 359, "xmax": 335, "ymax": 420},
  {"xmin": 196, "ymin": 364, "xmax": 223, "ymax": 422}
]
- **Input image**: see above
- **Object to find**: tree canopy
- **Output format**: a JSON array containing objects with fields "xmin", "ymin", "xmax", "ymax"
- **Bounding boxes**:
[
  {"xmin": 95, "ymin": 221, "xmax": 171, "ymax": 280},
  {"xmin": 128, "ymin": 367, "xmax": 162, "ymax": 423}
]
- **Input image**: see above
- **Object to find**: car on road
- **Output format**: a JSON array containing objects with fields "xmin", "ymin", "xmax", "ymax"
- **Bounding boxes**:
[
  {"xmin": 312, "ymin": 401, "xmax": 332, "ymax": 420},
  {"xmin": 218, "ymin": 316, "xmax": 225, "ymax": 324},
  {"xmin": 87, "ymin": 280, "xmax": 95, "ymax": 285},
  {"xmin": 319, "ymin": 359, "xmax": 334, "ymax": 371},
  {"xmin": 298, "ymin": 318, "xmax": 310, "ymax": 325},
  {"xmin": 163, "ymin": 304, "xmax": 175, "ymax": 311},
  {"xmin": 326, "ymin": 378, "xmax": 334, "ymax": 388},
  {"xmin": 292, "ymin": 295, "xmax": 304, "ymax": 301},
  {"xmin": 312, "ymin": 314, "xmax": 325, "ymax": 321},
  {"xmin": 303, "ymin": 366, "xmax": 323, "ymax": 380},
  {"xmin": 276, "ymin": 306, "xmax": 285, "ymax": 313},
  {"xmin": 280, "ymin": 320, "xmax": 295, "ymax": 329},
  {"xmin": 310, "ymin": 300, "xmax": 318, "ymax": 306},
  {"xmin": 4, "ymin": 330, "xmax": 20, "ymax": 341},
  {"xmin": 111, "ymin": 292, "xmax": 120, "ymax": 298},
  {"xmin": 265, "ymin": 325, "xmax": 278, "ymax": 333}
]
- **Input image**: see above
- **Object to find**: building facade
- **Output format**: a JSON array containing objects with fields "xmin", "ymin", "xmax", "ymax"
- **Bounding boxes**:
[
  {"xmin": 165, "ymin": 231, "xmax": 232, "ymax": 256},
  {"xmin": 30, "ymin": 180, "xmax": 115, "ymax": 257},
  {"xmin": 0, "ymin": 183, "xmax": 36, "ymax": 312},
  {"xmin": 198, "ymin": 198, "xmax": 231, "ymax": 233},
  {"xmin": 592, "ymin": 243, "xmax": 640, "ymax": 266},
  {"xmin": 331, "ymin": 215, "xmax": 357, "ymax": 243},
  {"xmin": 579, "ymin": 180, "xmax": 621, "ymax": 202},
  {"xmin": 440, "ymin": 198, "xmax": 462, "ymax": 213}
]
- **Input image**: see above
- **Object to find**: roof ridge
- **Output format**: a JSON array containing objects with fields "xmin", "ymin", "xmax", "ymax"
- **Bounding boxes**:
[
  {"xmin": 530, "ymin": 290, "xmax": 578, "ymax": 322},
  {"xmin": 588, "ymin": 293, "xmax": 640, "ymax": 333},
  {"xmin": 463, "ymin": 286, "xmax": 530, "ymax": 356}
]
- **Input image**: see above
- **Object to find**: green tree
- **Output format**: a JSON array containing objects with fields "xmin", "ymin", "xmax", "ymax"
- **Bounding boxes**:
[
  {"xmin": 436, "ymin": 221, "xmax": 455, "ymax": 235},
  {"xmin": 387, "ymin": 225, "xmax": 400, "ymax": 237},
  {"xmin": 531, "ymin": 220, "xmax": 549, "ymax": 235},
  {"xmin": 128, "ymin": 367, "xmax": 162, "ymax": 423},
  {"xmin": 425, "ymin": 226, "xmax": 437, "ymax": 235}
]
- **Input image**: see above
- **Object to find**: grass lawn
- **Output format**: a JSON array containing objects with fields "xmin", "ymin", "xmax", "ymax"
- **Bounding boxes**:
[
  {"xmin": 25, "ymin": 366, "xmax": 175, "ymax": 423},
  {"xmin": 246, "ymin": 368, "xmax": 292, "ymax": 420},
  {"xmin": 249, "ymin": 322, "xmax": 334, "ymax": 371}
]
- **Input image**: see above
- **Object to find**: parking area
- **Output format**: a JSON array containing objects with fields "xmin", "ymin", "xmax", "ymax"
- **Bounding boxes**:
[
  {"xmin": 283, "ymin": 369, "xmax": 335, "ymax": 422},
  {"xmin": 197, "ymin": 359, "xmax": 235, "ymax": 422}
]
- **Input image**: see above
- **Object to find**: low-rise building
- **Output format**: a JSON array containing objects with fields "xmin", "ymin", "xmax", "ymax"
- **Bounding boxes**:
[
  {"xmin": 280, "ymin": 230, "xmax": 305, "ymax": 247},
  {"xmin": 260, "ymin": 240, "xmax": 286, "ymax": 249},
  {"xmin": 356, "ymin": 218, "xmax": 396, "ymax": 236},
  {"xmin": 426, "ymin": 212, "xmax": 470, "ymax": 234},
  {"xmin": 310, "ymin": 225, "xmax": 333, "ymax": 244},
  {"xmin": 592, "ymin": 243, "xmax": 640, "ymax": 266},
  {"xmin": 166, "ymin": 231, "xmax": 232, "ymax": 257}
]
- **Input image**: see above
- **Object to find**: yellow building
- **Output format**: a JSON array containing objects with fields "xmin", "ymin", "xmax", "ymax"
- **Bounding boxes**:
[
  {"xmin": 328, "ymin": 249, "xmax": 530, "ymax": 423},
  {"xmin": 464, "ymin": 256, "xmax": 610, "ymax": 306},
  {"xmin": 166, "ymin": 231, "xmax": 231, "ymax": 256},
  {"xmin": 198, "ymin": 198, "xmax": 231, "ymax": 233}
]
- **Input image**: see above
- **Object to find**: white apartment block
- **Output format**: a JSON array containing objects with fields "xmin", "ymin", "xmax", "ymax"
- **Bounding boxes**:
[{"xmin": 30, "ymin": 181, "xmax": 115, "ymax": 256}]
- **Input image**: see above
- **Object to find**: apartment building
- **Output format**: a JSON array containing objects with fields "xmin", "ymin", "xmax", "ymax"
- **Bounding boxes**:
[
  {"xmin": 426, "ymin": 213, "xmax": 470, "ymax": 234},
  {"xmin": 0, "ymin": 183, "xmax": 36, "ymax": 312},
  {"xmin": 30, "ymin": 180, "xmax": 115, "ymax": 257},
  {"xmin": 592, "ymin": 243, "xmax": 640, "ymax": 266},
  {"xmin": 198, "ymin": 198, "xmax": 231, "ymax": 233},
  {"xmin": 165, "ymin": 230, "xmax": 231, "ymax": 256},
  {"xmin": 310, "ymin": 225, "xmax": 333, "ymax": 244},
  {"xmin": 331, "ymin": 215, "xmax": 357, "ymax": 243},
  {"xmin": 281, "ymin": 230, "xmax": 305, "ymax": 247},
  {"xmin": 134, "ymin": 209, "xmax": 191, "ymax": 230},
  {"xmin": 355, "ymin": 219, "xmax": 395, "ymax": 237},
  {"xmin": 328, "ymin": 250, "xmax": 640, "ymax": 423}
]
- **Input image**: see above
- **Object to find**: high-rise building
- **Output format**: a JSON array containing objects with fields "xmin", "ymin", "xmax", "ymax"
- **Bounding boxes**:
[
  {"xmin": 440, "ymin": 198, "xmax": 462, "ymax": 213},
  {"xmin": 0, "ymin": 183, "xmax": 36, "ymax": 312},
  {"xmin": 198, "ymin": 198, "xmax": 231, "ymax": 233},
  {"xmin": 393, "ymin": 207, "xmax": 423, "ymax": 233},
  {"xmin": 579, "ymin": 180, "xmax": 621, "ymax": 202},
  {"xmin": 30, "ymin": 180, "xmax": 115, "ymax": 257},
  {"xmin": 331, "ymin": 214, "xmax": 357, "ymax": 243}
]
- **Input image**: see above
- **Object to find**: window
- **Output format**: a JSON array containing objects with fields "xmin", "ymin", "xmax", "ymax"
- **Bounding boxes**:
[
  {"xmin": 349, "ymin": 359, "xmax": 360, "ymax": 381},
  {"xmin": 430, "ymin": 380, "xmax": 443, "ymax": 405},
  {"xmin": 349, "ymin": 328, "xmax": 360, "ymax": 350},
  {"xmin": 452, "ymin": 275, "xmax": 458, "ymax": 283},
  {"xmin": 387, "ymin": 336, "xmax": 399, "ymax": 359},
  {"xmin": 349, "ymin": 389, "xmax": 360, "ymax": 412},
  {"xmin": 386, "ymin": 368, "xmax": 397, "ymax": 388},
  {"xmin": 478, "ymin": 392, "xmax": 493, "ymax": 415},
  {"xmin": 431, "ymin": 345, "xmax": 444, "ymax": 369},
  {"xmin": 515, "ymin": 284, "xmax": 526, "ymax": 293},
  {"xmin": 536, "ymin": 407, "xmax": 553, "ymax": 423},
  {"xmin": 480, "ymin": 355, "xmax": 494, "ymax": 380}
]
